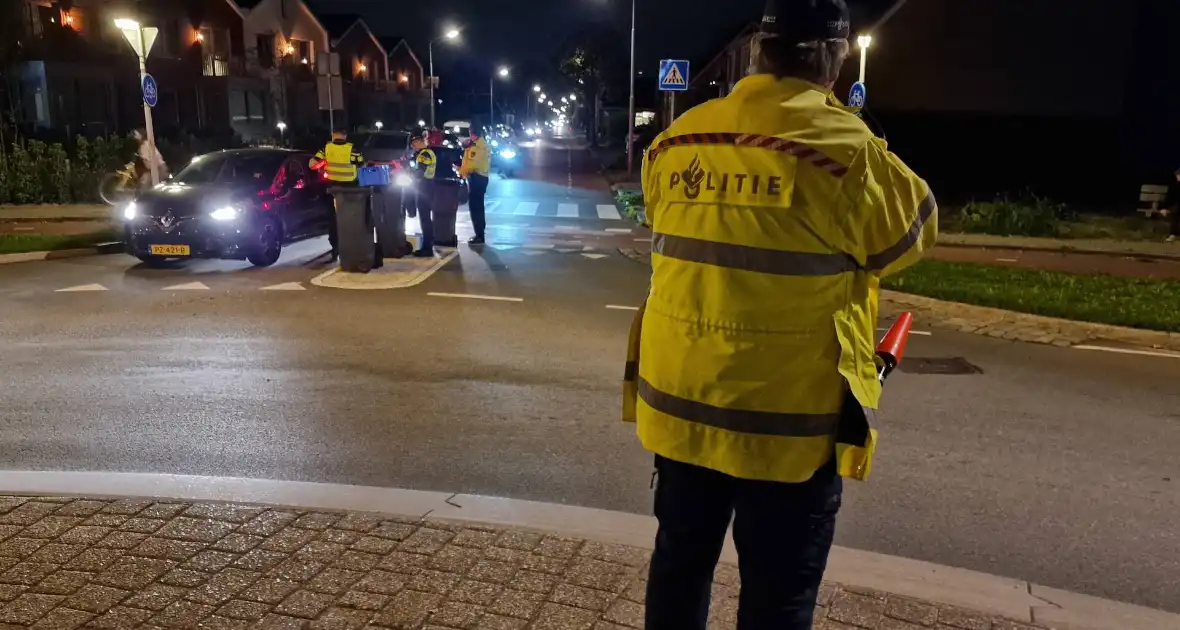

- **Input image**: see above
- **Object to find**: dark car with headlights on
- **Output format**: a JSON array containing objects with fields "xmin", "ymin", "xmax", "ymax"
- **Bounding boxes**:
[{"xmin": 122, "ymin": 148, "xmax": 333, "ymax": 267}]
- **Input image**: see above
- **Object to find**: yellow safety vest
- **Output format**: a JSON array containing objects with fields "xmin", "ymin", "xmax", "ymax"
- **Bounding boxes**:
[
  {"xmin": 460, "ymin": 138, "xmax": 490, "ymax": 177},
  {"xmin": 323, "ymin": 141, "xmax": 358, "ymax": 182},
  {"xmin": 624, "ymin": 74, "xmax": 937, "ymax": 484},
  {"xmin": 416, "ymin": 149, "xmax": 437, "ymax": 180}
]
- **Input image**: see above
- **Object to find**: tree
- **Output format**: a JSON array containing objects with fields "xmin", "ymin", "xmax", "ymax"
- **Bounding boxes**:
[{"xmin": 557, "ymin": 24, "xmax": 626, "ymax": 146}]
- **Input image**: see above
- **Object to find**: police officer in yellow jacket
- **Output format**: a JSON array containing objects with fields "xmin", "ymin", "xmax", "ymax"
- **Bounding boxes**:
[
  {"xmin": 409, "ymin": 134, "xmax": 439, "ymax": 257},
  {"xmin": 309, "ymin": 129, "xmax": 365, "ymax": 261},
  {"xmin": 626, "ymin": 1, "xmax": 937, "ymax": 628},
  {"xmin": 459, "ymin": 128, "xmax": 491, "ymax": 244}
]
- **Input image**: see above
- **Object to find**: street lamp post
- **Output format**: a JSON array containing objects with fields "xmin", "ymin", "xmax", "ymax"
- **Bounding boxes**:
[
  {"xmin": 857, "ymin": 34, "xmax": 873, "ymax": 84},
  {"xmin": 625, "ymin": 0, "xmax": 637, "ymax": 178},
  {"xmin": 428, "ymin": 28, "xmax": 460, "ymax": 127},
  {"xmin": 491, "ymin": 66, "xmax": 509, "ymax": 127},
  {"xmin": 114, "ymin": 18, "xmax": 161, "ymax": 186}
]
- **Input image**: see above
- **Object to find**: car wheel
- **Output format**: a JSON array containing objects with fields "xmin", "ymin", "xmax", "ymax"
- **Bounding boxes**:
[
  {"xmin": 247, "ymin": 217, "xmax": 282, "ymax": 267},
  {"xmin": 135, "ymin": 254, "xmax": 169, "ymax": 267}
]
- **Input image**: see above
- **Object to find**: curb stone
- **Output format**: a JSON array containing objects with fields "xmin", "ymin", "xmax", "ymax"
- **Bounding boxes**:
[
  {"xmin": 938, "ymin": 233, "xmax": 1180, "ymax": 262},
  {"xmin": 0, "ymin": 471, "xmax": 1170, "ymax": 629},
  {"xmin": 0, "ymin": 242, "xmax": 123, "ymax": 265},
  {"xmin": 617, "ymin": 247, "xmax": 1180, "ymax": 352}
]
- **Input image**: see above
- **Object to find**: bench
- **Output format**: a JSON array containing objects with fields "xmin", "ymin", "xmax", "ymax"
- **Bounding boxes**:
[{"xmin": 1139, "ymin": 184, "xmax": 1170, "ymax": 217}]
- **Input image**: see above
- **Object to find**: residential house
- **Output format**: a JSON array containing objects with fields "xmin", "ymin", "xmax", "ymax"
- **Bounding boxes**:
[
  {"xmin": 237, "ymin": 0, "xmax": 330, "ymax": 134},
  {"xmin": 5, "ymin": 0, "xmax": 271, "ymax": 141},
  {"xmin": 313, "ymin": 15, "xmax": 383, "ymax": 130},
  {"xmin": 380, "ymin": 37, "xmax": 429, "ymax": 129}
]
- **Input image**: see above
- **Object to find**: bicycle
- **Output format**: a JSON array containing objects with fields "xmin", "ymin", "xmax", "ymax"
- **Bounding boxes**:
[{"xmin": 98, "ymin": 162, "xmax": 139, "ymax": 206}]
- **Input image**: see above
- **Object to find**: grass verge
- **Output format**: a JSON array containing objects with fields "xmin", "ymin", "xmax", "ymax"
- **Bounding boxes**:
[
  {"xmin": 882, "ymin": 260, "xmax": 1180, "ymax": 333},
  {"xmin": 0, "ymin": 230, "xmax": 119, "ymax": 255}
]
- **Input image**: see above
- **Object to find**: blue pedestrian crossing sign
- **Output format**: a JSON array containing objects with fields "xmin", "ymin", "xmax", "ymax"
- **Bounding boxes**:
[
  {"xmin": 142, "ymin": 74, "xmax": 159, "ymax": 108},
  {"xmin": 659, "ymin": 60, "xmax": 690, "ymax": 92},
  {"xmin": 848, "ymin": 81, "xmax": 867, "ymax": 108}
]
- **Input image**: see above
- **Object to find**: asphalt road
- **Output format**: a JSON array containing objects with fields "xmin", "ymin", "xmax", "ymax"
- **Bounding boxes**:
[{"xmin": 2, "ymin": 141, "xmax": 1179, "ymax": 613}]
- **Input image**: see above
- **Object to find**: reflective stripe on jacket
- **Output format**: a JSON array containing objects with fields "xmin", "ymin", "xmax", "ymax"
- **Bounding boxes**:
[
  {"xmin": 624, "ymin": 74, "xmax": 937, "ymax": 484},
  {"xmin": 460, "ymin": 138, "xmax": 490, "ymax": 177},
  {"xmin": 416, "ymin": 149, "xmax": 438, "ymax": 180},
  {"xmin": 315, "ymin": 141, "xmax": 362, "ymax": 182}
]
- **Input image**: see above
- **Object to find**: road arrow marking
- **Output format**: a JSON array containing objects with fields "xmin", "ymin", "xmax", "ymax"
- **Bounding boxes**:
[
  {"xmin": 260, "ymin": 282, "xmax": 306, "ymax": 291},
  {"xmin": 162, "ymin": 282, "xmax": 209, "ymax": 291},
  {"xmin": 55, "ymin": 284, "xmax": 107, "ymax": 293},
  {"xmin": 582, "ymin": 253, "xmax": 608, "ymax": 260}
]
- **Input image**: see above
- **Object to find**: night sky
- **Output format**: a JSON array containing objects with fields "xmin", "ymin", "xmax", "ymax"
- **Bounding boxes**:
[{"xmin": 305, "ymin": 0, "xmax": 895, "ymax": 120}]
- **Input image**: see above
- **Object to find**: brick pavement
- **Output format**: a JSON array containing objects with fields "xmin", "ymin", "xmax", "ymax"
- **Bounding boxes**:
[{"xmin": 0, "ymin": 496, "xmax": 1047, "ymax": 629}]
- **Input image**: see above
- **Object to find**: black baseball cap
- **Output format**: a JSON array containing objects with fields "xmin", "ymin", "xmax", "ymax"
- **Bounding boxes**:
[{"xmin": 761, "ymin": 0, "xmax": 851, "ymax": 42}]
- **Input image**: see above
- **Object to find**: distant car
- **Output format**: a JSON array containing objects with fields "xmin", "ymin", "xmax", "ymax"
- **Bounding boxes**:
[
  {"xmin": 354, "ymin": 131, "xmax": 412, "ymax": 167},
  {"xmin": 121, "ymin": 148, "xmax": 333, "ymax": 267}
]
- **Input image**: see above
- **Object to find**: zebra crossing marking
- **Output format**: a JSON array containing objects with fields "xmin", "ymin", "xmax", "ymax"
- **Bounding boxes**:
[
  {"xmin": 514, "ymin": 202, "xmax": 540, "ymax": 216},
  {"xmin": 597, "ymin": 204, "xmax": 623, "ymax": 220},
  {"xmin": 557, "ymin": 203, "xmax": 579, "ymax": 218}
]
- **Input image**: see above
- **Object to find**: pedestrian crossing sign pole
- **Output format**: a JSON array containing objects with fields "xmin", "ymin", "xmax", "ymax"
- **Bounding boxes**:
[{"xmin": 659, "ymin": 59, "xmax": 689, "ymax": 121}]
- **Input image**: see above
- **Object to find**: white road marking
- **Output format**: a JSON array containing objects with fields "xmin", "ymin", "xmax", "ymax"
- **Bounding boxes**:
[
  {"xmin": 12, "ymin": 226, "xmax": 33, "ymax": 232},
  {"xmin": 606, "ymin": 305, "xmax": 640, "ymax": 311},
  {"xmin": 523, "ymin": 243, "xmax": 555, "ymax": 249},
  {"xmin": 55, "ymin": 284, "xmax": 107, "ymax": 293},
  {"xmin": 514, "ymin": 202, "xmax": 539, "ymax": 216},
  {"xmin": 606, "ymin": 228, "xmax": 632, "ymax": 233},
  {"xmin": 260, "ymin": 282, "xmax": 306, "ymax": 291},
  {"xmin": 634, "ymin": 237, "xmax": 650, "ymax": 242},
  {"xmin": 1073, "ymin": 345, "xmax": 1180, "ymax": 360},
  {"xmin": 427, "ymin": 292, "xmax": 523, "ymax": 302},
  {"xmin": 555, "ymin": 248, "xmax": 579, "ymax": 254},
  {"xmin": 557, "ymin": 203, "xmax": 579, "ymax": 218},
  {"xmin": 521, "ymin": 251, "xmax": 547, "ymax": 256},
  {"xmin": 162, "ymin": 282, "xmax": 209, "ymax": 291},
  {"xmin": 597, "ymin": 205, "xmax": 623, "ymax": 220},
  {"xmin": 582, "ymin": 253, "xmax": 608, "ymax": 260},
  {"xmin": 996, "ymin": 258, "xmax": 1019, "ymax": 263},
  {"xmin": 486, "ymin": 200, "xmax": 501, "ymax": 213}
]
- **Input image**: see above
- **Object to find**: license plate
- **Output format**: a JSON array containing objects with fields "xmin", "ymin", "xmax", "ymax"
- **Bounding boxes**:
[{"xmin": 149, "ymin": 245, "xmax": 190, "ymax": 256}]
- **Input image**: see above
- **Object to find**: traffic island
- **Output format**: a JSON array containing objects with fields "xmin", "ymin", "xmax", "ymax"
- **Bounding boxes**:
[
  {"xmin": 311, "ymin": 248, "xmax": 458, "ymax": 290},
  {"xmin": 0, "ymin": 490, "xmax": 1168, "ymax": 629}
]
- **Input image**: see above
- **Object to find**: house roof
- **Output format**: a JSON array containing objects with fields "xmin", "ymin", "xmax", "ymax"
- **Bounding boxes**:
[
  {"xmin": 380, "ymin": 37, "xmax": 424, "ymax": 75},
  {"xmin": 315, "ymin": 14, "xmax": 363, "ymax": 42},
  {"xmin": 234, "ymin": 0, "xmax": 264, "ymax": 9}
]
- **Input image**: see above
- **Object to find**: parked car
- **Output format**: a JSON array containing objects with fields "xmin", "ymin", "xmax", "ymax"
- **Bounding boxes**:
[
  {"xmin": 354, "ymin": 131, "xmax": 412, "ymax": 167},
  {"xmin": 121, "ymin": 148, "xmax": 333, "ymax": 267}
]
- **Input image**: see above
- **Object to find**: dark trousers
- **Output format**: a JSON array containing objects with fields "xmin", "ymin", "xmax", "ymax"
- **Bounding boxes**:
[
  {"xmin": 645, "ymin": 456, "xmax": 842, "ymax": 630},
  {"xmin": 469, "ymin": 173, "xmax": 489, "ymax": 238},
  {"xmin": 417, "ymin": 182, "xmax": 435, "ymax": 251}
]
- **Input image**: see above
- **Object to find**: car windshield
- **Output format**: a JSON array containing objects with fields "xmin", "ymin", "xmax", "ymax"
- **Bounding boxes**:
[
  {"xmin": 359, "ymin": 133, "xmax": 409, "ymax": 151},
  {"xmin": 174, "ymin": 153, "xmax": 286, "ymax": 186}
]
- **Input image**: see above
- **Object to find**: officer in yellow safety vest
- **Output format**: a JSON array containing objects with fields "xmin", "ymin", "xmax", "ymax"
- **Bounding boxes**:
[
  {"xmin": 459, "ymin": 128, "xmax": 491, "ymax": 244},
  {"xmin": 310, "ymin": 129, "xmax": 365, "ymax": 261},
  {"xmin": 409, "ymin": 134, "xmax": 438, "ymax": 257},
  {"xmin": 625, "ymin": 1, "xmax": 937, "ymax": 628}
]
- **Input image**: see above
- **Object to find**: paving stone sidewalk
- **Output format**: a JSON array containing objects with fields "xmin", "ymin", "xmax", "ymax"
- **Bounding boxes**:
[{"xmin": 0, "ymin": 496, "xmax": 1046, "ymax": 630}]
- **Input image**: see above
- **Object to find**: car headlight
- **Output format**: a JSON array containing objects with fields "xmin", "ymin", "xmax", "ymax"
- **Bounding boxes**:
[
  {"xmin": 395, "ymin": 173, "xmax": 413, "ymax": 187},
  {"xmin": 210, "ymin": 206, "xmax": 240, "ymax": 221},
  {"xmin": 122, "ymin": 201, "xmax": 138, "ymax": 221},
  {"xmin": 499, "ymin": 150, "xmax": 517, "ymax": 160},
  {"xmin": 491, "ymin": 139, "xmax": 499, "ymax": 147}
]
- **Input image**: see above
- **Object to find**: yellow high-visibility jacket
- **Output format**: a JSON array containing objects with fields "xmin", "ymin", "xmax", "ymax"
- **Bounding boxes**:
[
  {"xmin": 623, "ymin": 74, "xmax": 937, "ymax": 483},
  {"xmin": 459, "ymin": 137, "xmax": 490, "ymax": 178},
  {"xmin": 312, "ymin": 140, "xmax": 364, "ymax": 182}
]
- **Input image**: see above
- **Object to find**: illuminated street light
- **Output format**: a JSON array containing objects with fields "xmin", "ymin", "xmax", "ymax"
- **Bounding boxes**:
[
  {"xmin": 533, "ymin": 84, "xmax": 542, "ymax": 93},
  {"xmin": 569, "ymin": 94, "xmax": 576, "ymax": 101},
  {"xmin": 429, "ymin": 26, "xmax": 462, "ymax": 126},
  {"xmin": 114, "ymin": 17, "xmax": 161, "ymax": 186},
  {"xmin": 418, "ymin": 119, "xmax": 427, "ymax": 127},
  {"xmin": 375, "ymin": 121, "xmax": 384, "ymax": 130},
  {"xmin": 857, "ymin": 34, "xmax": 873, "ymax": 84},
  {"xmin": 497, "ymin": 66, "xmax": 510, "ymax": 78}
]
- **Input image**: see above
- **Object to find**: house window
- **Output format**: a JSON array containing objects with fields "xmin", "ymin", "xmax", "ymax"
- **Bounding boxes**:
[
  {"xmin": 248, "ymin": 91, "xmax": 266, "ymax": 122},
  {"xmin": 297, "ymin": 40, "xmax": 312, "ymax": 65},
  {"xmin": 163, "ymin": 20, "xmax": 182, "ymax": 57},
  {"xmin": 230, "ymin": 89, "xmax": 269, "ymax": 124},
  {"xmin": 256, "ymin": 34, "xmax": 275, "ymax": 68},
  {"xmin": 200, "ymin": 26, "xmax": 231, "ymax": 76},
  {"xmin": 36, "ymin": 5, "xmax": 59, "ymax": 32}
]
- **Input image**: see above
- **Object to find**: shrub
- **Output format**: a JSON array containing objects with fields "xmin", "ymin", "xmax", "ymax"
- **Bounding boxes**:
[{"xmin": 955, "ymin": 195, "xmax": 1072, "ymax": 238}]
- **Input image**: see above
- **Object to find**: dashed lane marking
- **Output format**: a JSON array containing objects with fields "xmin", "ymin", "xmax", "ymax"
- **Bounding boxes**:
[
  {"xmin": 582, "ymin": 253, "xmax": 608, "ymax": 260},
  {"xmin": 606, "ymin": 305, "xmax": 640, "ymax": 311},
  {"xmin": 606, "ymin": 228, "xmax": 632, "ymax": 234},
  {"xmin": 162, "ymin": 282, "xmax": 210, "ymax": 291},
  {"xmin": 260, "ymin": 282, "xmax": 307, "ymax": 291},
  {"xmin": 427, "ymin": 292, "xmax": 524, "ymax": 302},
  {"xmin": 55, "ymin": 284, "xmax": 107, "ymax": 293},
  {"xmin": 1073, "ymin": 345, "xmax": 1180, "ymax": 360}
]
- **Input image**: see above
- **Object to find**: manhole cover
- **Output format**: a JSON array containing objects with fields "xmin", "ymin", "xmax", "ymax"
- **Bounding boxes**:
[{"xmin": 899, "ymin": 357, "xmax": 983, "ymax": 375}]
